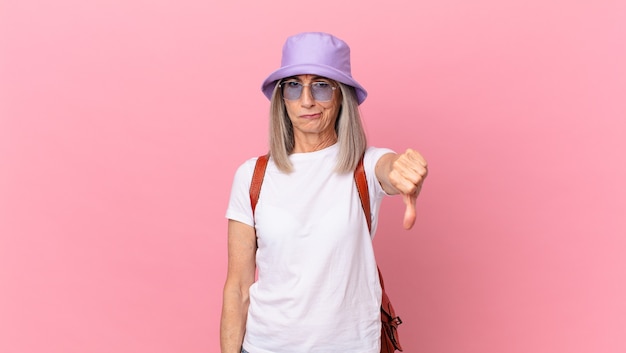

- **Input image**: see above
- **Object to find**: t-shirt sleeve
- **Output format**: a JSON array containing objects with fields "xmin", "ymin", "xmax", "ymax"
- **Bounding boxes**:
[
  {"xmin": 225, "ymin": 158, "xmax": 257, "ymax": 227},
  {"xmin": 364, "ymin": 146, "xmax": 395, "ymax": 197},
  {"xmin": 363, "ymin": 146, "xmax": 395, "ymax": 235}
]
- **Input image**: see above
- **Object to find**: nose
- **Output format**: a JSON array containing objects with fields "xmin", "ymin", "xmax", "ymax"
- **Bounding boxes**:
[{"xmin": 299, "ymin": 84, "xmax": 315, "ymax": 107}]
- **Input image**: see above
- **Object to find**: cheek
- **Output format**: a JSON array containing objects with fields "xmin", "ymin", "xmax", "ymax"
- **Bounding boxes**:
[
  {"xmin": 284, "ymin": 101, "xmax": 297, "ymax": 119},
  {"xmin": 326, "ymin": 104, "xmax": 341, "ymax": 121},
  {"xmin": 323, "ymin": 109, "xmax": 339, "ymax": 127}
]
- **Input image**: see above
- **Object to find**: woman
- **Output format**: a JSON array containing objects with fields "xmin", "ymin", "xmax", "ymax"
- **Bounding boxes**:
[{"xmin": 221, "ymin": 32, "xmax": 428, "ymax": 353}]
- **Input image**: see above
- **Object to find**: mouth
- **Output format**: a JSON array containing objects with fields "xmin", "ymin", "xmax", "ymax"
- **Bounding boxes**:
[{"xmin": 300, "ymin": 113, "xmax": 322, "ymax": 119}]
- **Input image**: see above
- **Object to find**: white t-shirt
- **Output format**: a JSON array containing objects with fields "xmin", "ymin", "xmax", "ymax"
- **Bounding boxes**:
[{"xmin": 226, "ymin": 144, "xmax": 394, "ymax": 353}]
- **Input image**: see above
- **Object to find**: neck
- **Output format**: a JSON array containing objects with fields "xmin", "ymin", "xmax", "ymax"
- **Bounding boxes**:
[{"xmin": 292, "ymin": 130, "xmax": 338, "ymax": 153}]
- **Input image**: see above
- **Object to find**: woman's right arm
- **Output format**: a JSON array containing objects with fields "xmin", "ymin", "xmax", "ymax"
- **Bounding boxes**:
[{"xmin": 220, "ymin": 219, "xmax": 257, "ymax": 353}]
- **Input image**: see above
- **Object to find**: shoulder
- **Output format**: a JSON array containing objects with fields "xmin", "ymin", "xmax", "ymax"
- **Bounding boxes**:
[{"xmin": 231, "ymin": 155, "xmax": 264, "ymax": 187}]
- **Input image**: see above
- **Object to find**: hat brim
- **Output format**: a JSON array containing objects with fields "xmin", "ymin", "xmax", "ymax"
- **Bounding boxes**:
[{"xmin": 261, "ymin": 63, "xmax": 367, "ymax": 104}]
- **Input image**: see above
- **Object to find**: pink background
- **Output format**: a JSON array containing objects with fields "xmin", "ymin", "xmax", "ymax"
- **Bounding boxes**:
[{"xmin": 1, "ymin": 0, "xmax": 625, "ymax": 352}]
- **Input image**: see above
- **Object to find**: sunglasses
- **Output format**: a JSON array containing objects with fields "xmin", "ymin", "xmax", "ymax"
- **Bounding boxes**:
[{"xmin": 279, "ymin": 80, "xmax": 337, "ymax": 102}]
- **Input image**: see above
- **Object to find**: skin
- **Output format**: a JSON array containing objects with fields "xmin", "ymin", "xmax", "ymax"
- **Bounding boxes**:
[
  {"xmin": 220, "ymin": 74, "xmax": 428, "ymax": 352},
  {"xmin": 376, "ymin": 149, "xmax": 428, "ymax": 229},
  {"xmin": 284, "ymin": 75, "xmax": 342, "ymax": 153},
  {"xmin": 220, "ymin": 219, "xmax": 256, "ymax": 353}
]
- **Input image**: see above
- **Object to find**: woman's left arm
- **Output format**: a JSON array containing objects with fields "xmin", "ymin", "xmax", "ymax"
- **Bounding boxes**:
[{"xmin": 375, "ymin": 148, "xmax": 428, "ymax": 229}]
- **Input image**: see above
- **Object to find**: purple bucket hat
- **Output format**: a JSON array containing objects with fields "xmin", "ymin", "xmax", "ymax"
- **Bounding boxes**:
[{"xmin": 261, "ymin": 32, "xmax": 368, "ymax": 104}]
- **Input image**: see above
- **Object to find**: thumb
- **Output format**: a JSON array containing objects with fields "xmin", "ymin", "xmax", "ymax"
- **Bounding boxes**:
[{"xmin": 402, "ymin": 193, "xmax": 417, "ymax": 230}]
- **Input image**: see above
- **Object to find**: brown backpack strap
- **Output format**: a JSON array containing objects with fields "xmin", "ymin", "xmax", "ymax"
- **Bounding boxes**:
[
  {"xmin": 355, "ymin": 154, "xmax": 403, "ymax": 352},
  {"xmin": 354, "ymin": 156, "xmax": 384, "ymax": 291},
  {"xmin": 354, "ymin": 156, "xmax": 372, "ymax": 233},
  {"xmin": 250, "ymin": 154, "xmax": 269, "ymax": 215}
]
